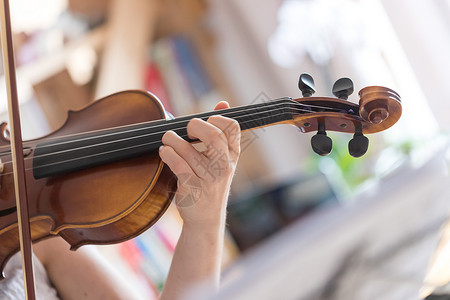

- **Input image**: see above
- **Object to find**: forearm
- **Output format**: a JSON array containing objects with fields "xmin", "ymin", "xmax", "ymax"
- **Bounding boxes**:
[
  {"xmin": 35, "ymin": 238, "xmax": 143, "ymax": 300},
  {"xmin": 160, "ymin": 214, "xmax": 226, "ymax": 300},
  {"xmin": 159, "ymin": 105, "xmax": 240, "ymax": 300}
]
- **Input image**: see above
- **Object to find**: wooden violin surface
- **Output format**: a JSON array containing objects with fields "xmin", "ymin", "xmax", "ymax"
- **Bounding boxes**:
[{"xmin": 0, "ymin": 91, "xmax": 177, "ymax": 275}]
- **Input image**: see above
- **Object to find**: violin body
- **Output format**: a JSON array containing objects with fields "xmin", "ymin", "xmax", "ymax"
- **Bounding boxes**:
[{"xmin": 0, "ymin": 91, "xmax": 177, "ymax": 276}]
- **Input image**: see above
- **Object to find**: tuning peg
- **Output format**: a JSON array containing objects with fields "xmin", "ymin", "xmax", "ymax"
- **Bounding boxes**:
[
  {"xmin": 298, "ymin": 73, "xmax": 316, "ymax": 97},
  {"xmin": 311, "ymin": 121, "xmax": 332, "ymax": 156},
  {"xmin": 348, "ymin": 124, "xmax": 369, "ymax": 157},
  {"xmin": 332, "ymin": 77, "xmax": 354, "ymax": 100}
]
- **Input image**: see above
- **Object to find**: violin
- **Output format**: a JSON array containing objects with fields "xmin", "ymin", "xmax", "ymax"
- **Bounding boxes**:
[{"xmin": 0, "ymin": 73, "xmax": 402, "ymax": 278}]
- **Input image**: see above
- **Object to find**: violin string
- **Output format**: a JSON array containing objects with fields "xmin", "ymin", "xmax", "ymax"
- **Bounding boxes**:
[
  {"xmin": 1, "ymin": 109, "xmax": 313, "ymax": 176},
  {"xmin": 35, "ymin": 100, "xmax": 293, "ymax": 148},
  {"xmin": 48, "ymin": 100, "xmax": 349, "ymax": 150},
  {"xmin": 2, "ymin": 110, "xmax": 291, "ymax": 176},
  {"xmin": 1, "ymin": 101, "xmax": 356, "ymax": 173},
  {"xmin": 0, "ymin": 100, "xmax": 290, "ymax": 155},
  {"xmin": 32, "ymin": 105, "xmax": 317, "ymax": 159},
  {"xmin": 0, "ymin": 98, "xmax": 351, "ymax": 152},
  {"xmin": 2, "ymin": 107, "xmax": 297, "ymax": 168},
  {"xmin": 0, "ymin": 100, "xmax": 358, "ymax": 174},
  {"xmin": 28, "ymin": 99, "xmax": 353, "ymax": 162},
  {"xmin": 0, "ymin": 99, "xmax": 287, "ymax": 151},
  {"xmin": 0, "ymin": 100, "xmax": 344, "ymax": 157}
]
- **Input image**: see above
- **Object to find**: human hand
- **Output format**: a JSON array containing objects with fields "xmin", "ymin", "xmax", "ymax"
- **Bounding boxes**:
[{"xmin": 159, "ymin": 101, "xmax": 240, "ymax": 228}]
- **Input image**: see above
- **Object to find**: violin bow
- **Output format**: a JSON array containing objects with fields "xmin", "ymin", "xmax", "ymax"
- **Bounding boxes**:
[{"xmin": 0, "ymin": 0, "xmax": 37, "ymax": 299}]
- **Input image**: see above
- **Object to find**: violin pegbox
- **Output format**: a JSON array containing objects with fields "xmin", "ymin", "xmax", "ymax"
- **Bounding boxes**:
[{"xmin": 294, "ymin": 73, "xmax": 402, "ymax": 158}]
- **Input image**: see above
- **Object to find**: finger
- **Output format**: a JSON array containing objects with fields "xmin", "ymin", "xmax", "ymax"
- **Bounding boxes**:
[
  {"xmin": 186, "ymin": 118, "xmax": 229, "ymax": 156},
  {"xmin": 213, "ymin": 101, "xmax": 230, "ymax": 111},
  {"xmin": 206, "ymin": 115, "xmax": 240, "ymax": 158},
  {"xmin": 162, "ymin": 130, "xmax": 209, "ymax": 178},
  {"xmin": 159, "ymin": 145, "xmax": 194, "ymax": 177},
  {"xmin": 212, "ymin": 101, "xmax": 239, "ymax": 157},
  {"xmin": 159, "ymin": 146, "xmax": 204, "ymax": 208}
]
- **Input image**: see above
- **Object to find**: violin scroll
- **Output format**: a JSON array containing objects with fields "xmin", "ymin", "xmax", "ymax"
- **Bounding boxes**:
[
  {"xmin": 293, "ymin": 73, "xmax": 402, "ymax": 157},
  {"xmin": 358, "ymin": 86, "xmax": 401, "ymax": 126}
]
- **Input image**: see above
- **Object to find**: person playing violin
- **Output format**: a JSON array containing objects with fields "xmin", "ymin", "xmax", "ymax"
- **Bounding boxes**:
[{"xmin": 0, "ymin": 101, "xmax": 240, "ymax": 300}]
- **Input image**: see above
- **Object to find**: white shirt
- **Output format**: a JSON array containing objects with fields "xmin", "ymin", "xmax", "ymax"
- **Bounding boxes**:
[{"xmin": 0, "ymin": 252, "xmax": 60, "ymax": 300}]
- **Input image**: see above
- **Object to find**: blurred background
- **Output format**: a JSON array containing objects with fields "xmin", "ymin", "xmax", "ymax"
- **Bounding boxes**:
[{"xmin": 2, "ymin": 0, "xmax": 450, "ymax": 299}]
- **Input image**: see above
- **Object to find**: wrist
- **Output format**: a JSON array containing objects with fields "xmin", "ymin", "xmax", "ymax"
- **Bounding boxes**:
[
  {"xmin": 181, "ymin": 212, "xmax": 226, "ymax": 232},
  {"xmin": 176, "ymin": 192, "xmax": 229, "ymax": 229}
]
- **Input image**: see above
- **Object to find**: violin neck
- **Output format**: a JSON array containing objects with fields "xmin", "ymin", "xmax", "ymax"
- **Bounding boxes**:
[
  {"xmin": 168, "ymin": 97, "xmax": 293, "ymax": 139},
  {"xmin": 33, "ymin": 98, "xmax": 294, "ymax": 179}
]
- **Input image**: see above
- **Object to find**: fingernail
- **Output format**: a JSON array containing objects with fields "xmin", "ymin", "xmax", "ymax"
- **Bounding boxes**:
[{"xmin": 159, "ymin": 145, "xmax": 164, "ymax": 152}]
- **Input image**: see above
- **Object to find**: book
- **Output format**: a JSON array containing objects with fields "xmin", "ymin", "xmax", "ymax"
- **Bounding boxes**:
[
  {"xmin": 150, "ymin": 37, "xmax": 196, "ymax": 115},
  {"xmin": 144, "ymin": 61, "xmax": 174, "ymax": 115}
]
